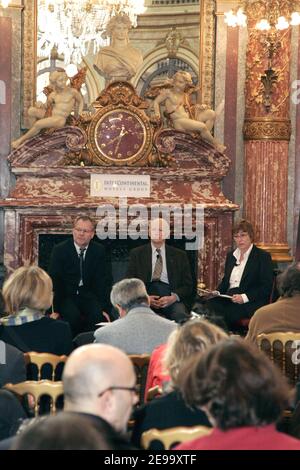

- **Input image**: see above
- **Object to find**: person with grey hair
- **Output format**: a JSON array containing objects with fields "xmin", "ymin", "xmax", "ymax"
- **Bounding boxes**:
[
  {"xmin": 94, "ymin": 278, "xmax": 176, "ymax": 354},
  {"xmin": 246, "ymin": 263, "xmax": 300, "ymax": 342},
  {"xmin": 127, "ymin": 218, "xmax": 193, "ymax": 323}
]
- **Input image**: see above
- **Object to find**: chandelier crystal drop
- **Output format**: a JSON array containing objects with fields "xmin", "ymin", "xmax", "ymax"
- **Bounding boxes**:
[{"xmin": 37, "ymin": 0, "xmax": 146, "ymax": 65}]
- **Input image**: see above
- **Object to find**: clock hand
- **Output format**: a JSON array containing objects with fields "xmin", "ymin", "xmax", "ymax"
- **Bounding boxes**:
[
  {"xmin": 114, "ymin": 130, "xmax": 128, "ymax": 156},
  {"xmin": 106, "ymin": 125, "xmax": 125, "ymax": 146}
]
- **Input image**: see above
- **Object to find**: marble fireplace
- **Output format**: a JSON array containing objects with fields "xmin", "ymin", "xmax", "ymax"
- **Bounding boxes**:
[{"xmin": 1, "ymin": 124, "xmax": 238, "ymax": 291}]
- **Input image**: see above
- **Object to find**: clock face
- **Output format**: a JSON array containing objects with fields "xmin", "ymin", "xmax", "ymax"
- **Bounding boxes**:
[{"xmin": 94, "ymin": 109, "xmax": 147, "ymax": 164}]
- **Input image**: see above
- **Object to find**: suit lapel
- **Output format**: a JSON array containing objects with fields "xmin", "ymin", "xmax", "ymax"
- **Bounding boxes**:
[
  {"xmin": 165, "ymin": 244, "xmax": 174, "ymax": 286},
  {"xmin": 240, "ymin": 245, "xmax": 257, "ymax": 284},
  {"xmin": 144, "ymin": 244, "xmax": 153, "ymax": 282}
]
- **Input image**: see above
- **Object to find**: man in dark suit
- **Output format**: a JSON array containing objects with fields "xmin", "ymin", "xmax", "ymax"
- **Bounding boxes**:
[
  {"xmin": 0, "ymin": 342, "xmax": 26, "ymax": 387},
  {"xmin": 209, "ymin": 220, "xmax": 274, "ymax": 329},
  {"xmin": 127, "ymin": 218, "xmax": 193, "ymax": 322},
  {"xmin": 48, "ymin": 216, "xmax": 112, "ymax": 336}
]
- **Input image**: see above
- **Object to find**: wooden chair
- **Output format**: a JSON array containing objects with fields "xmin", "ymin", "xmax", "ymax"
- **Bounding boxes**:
[
  {"xmin": 24, "ymin": 352, "xmax": 67, "ymax": 381},
  {"xmin": 256, "ymin": 332, "xmax": 300, "ymax": 387},
  {"xmin": 4, "ymin": 380, "xmax": 64, "ymax": 416},
  {"xmin": 141, "ymin": 425, "xmax": 212, "ymax": 450},
  {"xmin": 128, "ymin": 354, "xmax": 150, "ymax": 405}
]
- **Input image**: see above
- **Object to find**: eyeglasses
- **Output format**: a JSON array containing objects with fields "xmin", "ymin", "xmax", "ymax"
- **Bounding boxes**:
[
  {"xmin": 74, "ymin": 227, "xmax": 94, "ymax": 234},
  {"xmin": 98, "ymin": 385, "xmax": 139, "ymax": 397}
]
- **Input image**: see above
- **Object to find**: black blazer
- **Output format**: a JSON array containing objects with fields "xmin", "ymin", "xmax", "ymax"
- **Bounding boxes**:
[
  {"xmin": 131, "ymin": 390, "xmax": 211, "ymax": 449},
  {"xmin": 218, "ymin": 245, "xmax": 274, "ymax": 315},
  {"xmin": 0, "ymin": 317, "xmax": 73, "ymax": 356},
  {"xmin": 48, "ymin": 239, "xmax": 111, "ymax": 312},
  {"xmin": 0, "ymin": 342, "xmax": 26, "ymax": 387},
  {"xmin": 127, "ymin": 243, "xmax": 193, "ymax": 306}
]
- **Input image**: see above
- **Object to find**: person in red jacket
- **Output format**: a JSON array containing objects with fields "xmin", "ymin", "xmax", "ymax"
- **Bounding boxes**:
[{"xmin": 176, "ymin": 338, "xmax": 300, "ymax": 450}]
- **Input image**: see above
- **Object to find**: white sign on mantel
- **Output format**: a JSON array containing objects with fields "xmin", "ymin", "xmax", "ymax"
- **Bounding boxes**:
[{"xmin": 90, "ymin": 174, "xmax": 151, "ymax": 197}]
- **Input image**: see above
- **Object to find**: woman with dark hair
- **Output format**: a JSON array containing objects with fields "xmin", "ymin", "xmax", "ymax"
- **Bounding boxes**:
[
  {"xmin": 131, "ymin": 318, "xmax": 227, "ymax": 449},
  {"xmin": 209, "ymin": 219, "xmax": 274, "ymax": 329},
  {"xmin": 176, "ymin": 338, "xmax": 300, "ymax": 450}
]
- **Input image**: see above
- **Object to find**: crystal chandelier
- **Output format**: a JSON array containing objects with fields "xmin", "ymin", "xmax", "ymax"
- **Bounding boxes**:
[
  {"xmin": 36, "ymin": 0, "xmax": 146, "ymax": 65},
  {"xmin": 224, "ymin": 0, "xmax": 300, "ymax": 30},
  {"xmin": 0, "ymin": 1, "xmax": 145, "ymax": 64}
]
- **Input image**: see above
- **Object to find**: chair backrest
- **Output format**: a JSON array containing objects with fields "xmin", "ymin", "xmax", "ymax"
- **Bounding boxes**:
[
  {"xmin": 128, "ymin": 354, "xmax": 150, "ymax": 405},
  {"xmin": 141, "ymin": 425, "xmax": 212, "ymax": 450},
  {"xmin": 256, "ymin": 332, "xmax": 300, "ymax": 387},
  {"xmin": 4, "ymin": 380, "xmax": 64, "ymax": 416},
  {"xmin": 24, "ymin": 352, "xmax": 67, "ymax": 381}
]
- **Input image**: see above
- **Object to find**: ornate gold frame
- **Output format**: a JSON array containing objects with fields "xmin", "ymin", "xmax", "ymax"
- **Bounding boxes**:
[{"xmin": 199, "ymin": 0, "xmax": 216, "ymax": 107}]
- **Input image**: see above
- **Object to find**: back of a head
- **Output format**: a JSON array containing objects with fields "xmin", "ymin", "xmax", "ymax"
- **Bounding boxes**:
[
  {"xmin": 164, "ymin": 318, "xmax": 228, "ymax": 386},
  {"xmin": 12, "ymin": 413, "xmax": 117, "ymax": 450},
  {"xmin": 2, "ymin": 265, "xmax": 52, "ymax": 314},
  {"xmin": 278, "ymin": 262, "xmax": 300, "ymax": 298},
  {"xmin": 0, "ymin": 390, "xmax": 27, "ymax": 440},
  {"xmin": 63, "ymin": 344, "xmax": 133, "ymax": 410},
  {"xmin": 178, "ymin": 338, "xmax": 291, "ymax": 430},
  {"xmin": 110, "ymin": 278, "xmax": 148, "ymax": 312}
]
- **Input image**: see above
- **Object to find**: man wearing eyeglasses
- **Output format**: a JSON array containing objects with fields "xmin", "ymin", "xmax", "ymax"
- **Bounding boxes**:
[
  {"xmin": 63, "ymin": 344, "xmax": 139, "ymax": 436},
  {"xmin": 49, "ymin": 216, "xmax": 112, "ymax": 337}
]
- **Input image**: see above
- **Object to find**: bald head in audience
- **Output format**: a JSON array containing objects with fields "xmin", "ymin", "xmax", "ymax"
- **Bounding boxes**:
[{"xmin": 63, "ymin": 344, "xmax": 138, "ymax": 432}]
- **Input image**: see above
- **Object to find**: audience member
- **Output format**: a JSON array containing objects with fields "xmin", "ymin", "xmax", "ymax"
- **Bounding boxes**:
[
  {"xmin": 12, "ymin": 412, "xmax": 127, "ymax": 450},
  {"xmin": 94, "ymin": 278, "xmax": 176, "ymax": 354},
  {"xmin": 144, "ymin": 343, "xmax": 169, "ymax": 400},
  {"xmin": 63, "ymin": 344, "xmax": 138, "ymax": 437},
  {"xmin": 49, "ymin": 215, "xmax": 112, "ymax": 337},
  {"xmin": 127, "ymin": 218, "xmax": 193, "ymax": 323},
  {"xmin": 131, "ymin": 318, "xmax": 228, "ymax": 449},
  {"xmin": 0, "ymin": 266, "xmax": 72, "ymax": 356},
  {"xmin": 246, "ymin": 263, "xmax": 300, "ymax": 342},
  {"xmin": 0, "ymin": 342, "xmax": 26, "ymax": 387},
  {"xmin": 0, "ymin": 390, "xmax": 27, "ymax": 441},
  {"xmin": 208, "ymin": 219, "xmax": 273, "ymax": 330},
  {"xmin": 176, "ymin": 338, "xmax": 300, "ymax": 450}
]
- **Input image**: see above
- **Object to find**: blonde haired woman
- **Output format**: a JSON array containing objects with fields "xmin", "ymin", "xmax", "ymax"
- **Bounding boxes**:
[
  {"xmin": 0, "ymin": 266, "xmax": 72, "ymax": 356},
  {"xmin": 131, "ymin": 318, "xmax": 227, "ymax": 448}
]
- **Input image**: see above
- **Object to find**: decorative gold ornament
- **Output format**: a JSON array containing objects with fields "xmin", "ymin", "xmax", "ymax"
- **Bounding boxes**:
[{"xmin": 243, "ymin": 118, "xmax": 291, "ymax": 140}]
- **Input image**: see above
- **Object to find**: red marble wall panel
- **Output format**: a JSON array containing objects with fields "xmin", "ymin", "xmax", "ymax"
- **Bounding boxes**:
[{"xmin": 244, "ymin": 140, "xmax": 290, "ymax": 258}]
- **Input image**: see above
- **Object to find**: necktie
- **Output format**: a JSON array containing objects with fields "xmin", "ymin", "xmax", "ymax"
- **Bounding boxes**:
[
  {"xmin": 79, "ymin": 248, "xmax": 86, "ymax": 286},
  {"xmin": 152, "ymin": 248, "xmax": 163, "ymax": 281}
]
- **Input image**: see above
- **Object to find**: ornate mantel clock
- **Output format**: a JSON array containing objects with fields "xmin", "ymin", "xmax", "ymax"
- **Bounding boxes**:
[{"xmin": 87, "ymin": 82, "xmax": 153, "ymax": 166}]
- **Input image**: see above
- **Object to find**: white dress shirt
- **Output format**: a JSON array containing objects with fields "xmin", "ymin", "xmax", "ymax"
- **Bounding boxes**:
[{"xmin": 229, "ymin": 244, "xmax": 253, "ymax": 304}]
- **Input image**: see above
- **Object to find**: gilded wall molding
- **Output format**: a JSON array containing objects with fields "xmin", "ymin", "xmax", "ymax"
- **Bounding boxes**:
[
  {"xmin": 200, "ymin": 0, "xmax": 216, "ymax": 107},
  {"xmin": 243, "ymin": 118, "xmax": 291, "ymax": 141},
  {"xmin": 244, "ymin": 0, "xmax": 291, "ymax": 119},
  {"xmin": 22, "ymin": 0, "xmax": 36, "ymax": 129}
]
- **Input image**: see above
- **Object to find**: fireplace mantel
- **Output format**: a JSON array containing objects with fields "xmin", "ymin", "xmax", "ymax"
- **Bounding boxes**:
[{"xmin": 2, "ymin": 125, "xmax": 238, "ymax": 289}]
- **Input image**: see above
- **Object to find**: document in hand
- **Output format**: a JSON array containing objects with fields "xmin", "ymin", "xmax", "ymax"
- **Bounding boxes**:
[{"xmin": 198, "ymin": 288, "xmax": 233, "ymax": 299}]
